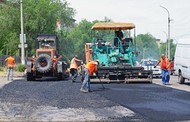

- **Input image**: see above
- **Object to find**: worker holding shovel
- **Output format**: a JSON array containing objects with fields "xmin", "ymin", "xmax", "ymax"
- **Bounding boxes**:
[{"xmin": 80, "ymin": 60, "xmax": 99, "ymax": 93}]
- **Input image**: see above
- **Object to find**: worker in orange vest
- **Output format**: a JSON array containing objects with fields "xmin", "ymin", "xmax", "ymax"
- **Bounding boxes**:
[
  {"xmin": 167, "ymin": 57, "xmax": 175, "ymax": 82},
  {"xmin": 52, "ymin": 55, "xmax": 62, "ymax": 63},
  {"xmin": 154, "ymin": 54, "xmax": 170, "ymax": 85},
  {"xmin": 5, "ymin": 54, "xmax": 15, "ymax": 81},
  {"xmin": 70, "ymin": 55, "xmax": 82, "ymax": 82},
  {"xmin": 30, "ymin": 55, "xmax": 35, "ymax": 62},
  {"xmin": 80, "ymin": 60, "xmax": 99, "ymax": 93},
  {"xmin": 52, "ymin": 55, "xmax": 62, "ymax": 76},
  {"xmin": 168, "ymin": 57, "xmax": 174, "ymax": 75}
]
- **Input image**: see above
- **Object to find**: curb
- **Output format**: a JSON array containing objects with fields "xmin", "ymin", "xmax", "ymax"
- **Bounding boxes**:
[{"xmin": 0, "ymin": 72, "xmax": 25, "ymax": 78}]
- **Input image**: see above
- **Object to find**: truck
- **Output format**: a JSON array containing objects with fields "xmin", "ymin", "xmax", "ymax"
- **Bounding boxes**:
[
  {"xmin": 85, "ymin": 22, "xmax": 153, "ymax": 83},
  {"xmin": 26, "ymin": 34, "xmax": 67, "ymax": 81},
  {"xmin": 174, "ymin": 39, "xmax": 190, "ymax": 84}
]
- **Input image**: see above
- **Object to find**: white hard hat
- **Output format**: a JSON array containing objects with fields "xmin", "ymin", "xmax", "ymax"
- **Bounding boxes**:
[{"xmin": 94, "ymin": 62, "xmax": 98, "ymax": 65}]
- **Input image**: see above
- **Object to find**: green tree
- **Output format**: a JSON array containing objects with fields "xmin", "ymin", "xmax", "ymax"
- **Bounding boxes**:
[
  {"xmin": 159, "ymin": 40, "xmax": 176, "ymax": 59},
  {"xmin": 0, "ymin": 1, "xmax": 20, "ymax": 55},
  {"xmin": 136, "ymin": 33, "xmax": 159, "ymax": 61},
  {"xmin": 0, "ymin": 0, "xmax": 75, "ymax": 56},
  {"xmin": 58, "ymin": 19, "xmax": 94, "ymax": 62}
]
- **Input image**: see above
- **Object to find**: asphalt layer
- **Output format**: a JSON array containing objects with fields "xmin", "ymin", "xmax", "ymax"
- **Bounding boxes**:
[
  {"xmin": 0, "ymin": 77, "xmax": 149, "ymax": 121},
  {"xmin": 0, "ymin": 76, "xmax": 190, "ymax": 121},
  {"xmin": 93, "ymin": 83, "xmax": 190, "ymax": 122}
]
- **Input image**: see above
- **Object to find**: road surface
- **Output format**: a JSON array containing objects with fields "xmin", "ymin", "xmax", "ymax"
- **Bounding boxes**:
[{"xmin": 0, "ymin": 75, "xmax": 190, "ymax": 121}]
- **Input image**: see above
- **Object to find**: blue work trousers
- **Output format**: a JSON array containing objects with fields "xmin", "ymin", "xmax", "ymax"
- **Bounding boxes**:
[
  {"xmin": 7, "ymin": 67, "xmax": 14, "ymax": 81},
  {"xmin": 81, "ymin": 68, "xmax": 91, "ymax": 90},
  {"xmin": 161, "ymin": 69, "xmax": 170, "ymax": 84}
]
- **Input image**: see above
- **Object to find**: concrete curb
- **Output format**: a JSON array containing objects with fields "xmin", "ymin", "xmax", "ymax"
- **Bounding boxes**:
[{"xmin": 0, "ymin": 72, "xmax": 25, "ymax": 78}]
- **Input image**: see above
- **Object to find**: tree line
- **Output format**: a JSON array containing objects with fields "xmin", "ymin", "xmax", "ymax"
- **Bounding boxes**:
[{"xmin": 0, "ymin": 0, "xmax": 176, "ymax": 64}]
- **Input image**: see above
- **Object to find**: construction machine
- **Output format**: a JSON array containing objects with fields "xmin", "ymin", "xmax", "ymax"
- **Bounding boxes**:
[
  {"xmin": 85, "ymin": 22, "xmax": 152, "ymax": 83},
  {"xmin": 26, "ymin": 34, "xmax": 68, "ymax": 81}
]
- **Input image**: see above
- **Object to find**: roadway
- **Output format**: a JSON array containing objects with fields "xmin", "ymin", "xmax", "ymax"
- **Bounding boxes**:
[{"xmin": 0, "ymin": 75, "xmax": 190, "ymax": 121}]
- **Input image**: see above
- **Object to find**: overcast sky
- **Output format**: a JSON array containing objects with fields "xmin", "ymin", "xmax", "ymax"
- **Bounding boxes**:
[{"xmin": 67, "ymin": 0, "xmax": 190, "ymax": 42}]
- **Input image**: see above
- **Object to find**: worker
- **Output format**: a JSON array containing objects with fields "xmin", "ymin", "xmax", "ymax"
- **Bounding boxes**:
[
  {"xmin": 167, "ymin": 57, "xmax": 175, "ymax": 83},
  {"xmin": 115, "ymin": 28, "xmax": 124, "ymax": 41},
  {"xmin": 70, "ymin": 55, "xmax": 82, "ymax": 82},
  {"xmin": 169, "ymin": 57, "xmax": 175, "ymax": 75},
  {"xmin": 31, "ymin": 55, "xmax": 35, "ymax": 62},
  {"xmin": 4, "ymin": 54, "xmax": 15, "ymax": 81},
  {"xmin": 52, "ymin": 55, "xmax": 62, "ymax": 76},
  {"xmin": 30, "ymin": 56, "xmax": 36, "ymax": 71},
  {"xmin": 154, "ymin": 54, "xmax": 170, "ymax": 85},
  {"xmin": 80, "ymin": 60, "xmax": 99, "ymax": 93},
  {"xmin": 52, "ymin": 55, "xmax": 62, "ymax": 63}
]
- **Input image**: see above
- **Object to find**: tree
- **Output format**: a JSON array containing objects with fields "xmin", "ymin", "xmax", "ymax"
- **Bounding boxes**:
[
  {"xmin": 0, "ymin": 1, "xmax": 20, "ymax": 55},
  {"xmin": 159, "ymin": 40, "xmax": 176, "ymax": 59},
  {"xmin": 0, "ymin": 0, "xmax": 75, "ymax": 56},
  {"xmin": 136, "ymin": 33, "xmax": 160, "ymax": 61},
  {"xmin": 58, "ymin": 19, "xmax": 94, "ymax": 62}
]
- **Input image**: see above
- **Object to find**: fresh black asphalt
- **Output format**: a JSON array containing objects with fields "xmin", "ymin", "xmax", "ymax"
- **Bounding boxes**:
[
  {"xmin": 0, "ymin": 77, "xmax": 190, "ymax": 121},
  {"xmin": 93, "ymin": 83, "xmax": 190, "ymax": 122}
]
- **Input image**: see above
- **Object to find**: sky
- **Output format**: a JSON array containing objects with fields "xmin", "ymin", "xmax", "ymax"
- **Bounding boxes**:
[{"xmin": 67, "ymin": 0, "xmax": 190, "ymax": 43}]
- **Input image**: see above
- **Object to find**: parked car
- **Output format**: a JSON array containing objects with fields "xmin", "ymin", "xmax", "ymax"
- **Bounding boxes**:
[
  {"xmin": 140, "ymin": 59, "xmax": 161, "ymax": 78},
  {"xmin": 174, "ymin": 39, "xmax": 190, "ymax": 84}
]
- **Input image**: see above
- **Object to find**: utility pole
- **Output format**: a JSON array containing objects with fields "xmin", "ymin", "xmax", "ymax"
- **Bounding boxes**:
[
  {"xmin": 160, "ymin": 5, "xmax": 172, "ymax": 59},
  {"xmin": 20, "ymin": 0, "xmax": 25, "ymax": 64},
  {"xmin": 163, "ymin": 31, "xmax": 168, "ymax": 58}
]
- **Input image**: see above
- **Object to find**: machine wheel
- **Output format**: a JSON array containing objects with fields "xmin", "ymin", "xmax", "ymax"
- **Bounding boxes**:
[
  {"xmin": 27, "ymin": 72, "xmax": 35, "ymax": 81},
  {"xmin": 178, "ymin": 72, "xmax": 185, "ymax": 84},
  {"xmin": 35, "ymin": 54, "xmax": 53, "ymax": 73}
]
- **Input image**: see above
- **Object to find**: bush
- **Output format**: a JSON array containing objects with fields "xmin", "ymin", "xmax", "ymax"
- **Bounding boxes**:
[
  {"xmin": 15, "ymin": 64, "xmax": 26, "ymax": 72},
  {"xmin": 0, "ymin": 67, "xmax": 4, "ymax": 71}
]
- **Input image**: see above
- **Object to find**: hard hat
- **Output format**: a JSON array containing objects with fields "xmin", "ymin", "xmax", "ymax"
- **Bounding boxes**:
[
  {"xmin": 95, "ymin": 59, "xmax": 100, "ymax": 65},
  {"xmin": 94, "ymin": 62, "xmax": 98, "ymax": 65}
]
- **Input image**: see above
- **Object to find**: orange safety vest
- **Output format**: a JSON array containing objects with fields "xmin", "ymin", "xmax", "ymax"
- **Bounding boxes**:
[
  {"xmin": 52, "ymin": 58, "xmax": 58, "ymax": 62},
  {"xmin": 159, "ymin": 58, "xmax": 169, "ymax": 70},
  {"xmin": 31, "ymin": 58, "xmax": 35, "ymax": 62},
  {"xmin": 70, "ymin": 58, "xmax": 78, "ymax": 69},
  {"xmin": 6, "ymin": 56, "xmax": 15, "ymax": 68},
  {"xmin": 85, "ymin": 61, "xmax": 97, "ymax": 75}
]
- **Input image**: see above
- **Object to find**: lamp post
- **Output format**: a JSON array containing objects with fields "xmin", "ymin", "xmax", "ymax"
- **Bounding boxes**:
[
  {"xmin": 160, "ymin": 5, "xmax": 172, "ymax": 59},
  {"xmin": 163, "ymin": 31, "xmax": 168, "ymax": 57},
  {"xmin": 20, "ymin": 0, "xmax": 25, "ymax": 64}
]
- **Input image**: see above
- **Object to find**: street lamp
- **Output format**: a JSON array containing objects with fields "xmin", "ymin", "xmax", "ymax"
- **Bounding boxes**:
[
  {"xmin": 160, "ymin": 5, "xmax": 173, "ymax": 59},
  {"xmin": 163, "ymin": 31, "xmax": 168, "ymax": 57},
  {"xmin": 20, "ymin": 0, "xmax": 25, "ymax": 64}
]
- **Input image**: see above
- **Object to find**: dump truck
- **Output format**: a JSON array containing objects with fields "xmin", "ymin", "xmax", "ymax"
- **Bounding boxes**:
[
  {"xmin": 26, "ymin": 34, "xmax": 67, "ymax": 81},
  {"xmin": 85, "ymin": 22, "xmax": 153, "ymax": 83}
]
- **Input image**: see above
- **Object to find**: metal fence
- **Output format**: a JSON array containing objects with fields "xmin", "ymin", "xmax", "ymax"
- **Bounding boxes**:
[{"xmin": 0, "ymin": 55, "xmax": 21, "ymax": 67}]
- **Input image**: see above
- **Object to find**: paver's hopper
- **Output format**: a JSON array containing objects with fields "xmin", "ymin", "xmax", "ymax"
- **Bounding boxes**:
[{"xmin": 85, "ymin": 22, "xmax": 152, "ymax": 83}]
